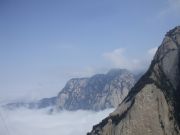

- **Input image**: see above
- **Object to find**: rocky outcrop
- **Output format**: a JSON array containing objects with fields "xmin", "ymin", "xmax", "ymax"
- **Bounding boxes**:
[
  {"xmin": 55, "ymin": 69, "xmax": 136, "ymax": 111},
  {"xmin": 87, "ymin": 26, "xmax": 180, "ymax": 135}
]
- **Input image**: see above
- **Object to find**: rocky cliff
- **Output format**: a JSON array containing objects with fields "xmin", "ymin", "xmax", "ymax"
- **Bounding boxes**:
[
  {"xmin": 55, "ymin": 69, "xmax": 136, "ymax": 111},
  {"xmin": 87, "ymin": 26, "xmax": 180, "ymax": 135}
]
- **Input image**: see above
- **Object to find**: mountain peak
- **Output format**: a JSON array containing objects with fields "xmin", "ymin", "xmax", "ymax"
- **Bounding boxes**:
[
  {"xmin": 154, "ymin": 26, "xmax": 180, "ymax": 62},
  {"xmin": 55, "ymin": 69, "xmax": 136, "ymax": 111},
  {"xmin": 166, "ymin": 26, "xmax": 180, "ymax": 37},
  {"xmin": 88, "ymin": 26, "xmax": 180, "ymax": 135}
]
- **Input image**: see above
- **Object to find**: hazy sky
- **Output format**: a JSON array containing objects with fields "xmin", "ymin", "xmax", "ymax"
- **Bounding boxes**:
[{"xmin": 0, "ymin": 0, "xmax": 180, "ymax": 102}]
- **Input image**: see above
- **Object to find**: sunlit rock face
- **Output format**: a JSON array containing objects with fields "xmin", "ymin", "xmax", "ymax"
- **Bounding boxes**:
[
  {"xmin": 87, "ymin": 26, "xmax": 180, "ymax": 135},
  {"xmin": 55, "ymin": 69, "xmax": 136, "ymax": 111}
]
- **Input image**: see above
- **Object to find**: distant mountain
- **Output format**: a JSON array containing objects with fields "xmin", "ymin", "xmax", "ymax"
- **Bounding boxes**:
[
  {"xmin": 55, "ymin": 69, "xmax": 136, "ymax": 111},
  {"xmin": 4, "ymin": 97, "xmax": 56, "ymax": 110},
  {"xmin": 88, "ymin": 27, "xmax": 180, "ymax": 135},
  {"xmin": 4, "ymin": 69, "xmax": 138, "ymax": 111}
]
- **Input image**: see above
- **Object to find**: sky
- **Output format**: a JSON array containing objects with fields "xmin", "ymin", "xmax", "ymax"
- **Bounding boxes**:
[{"xmin": 0, "ymin": 0, "xmax": 180, "ymax": 102}]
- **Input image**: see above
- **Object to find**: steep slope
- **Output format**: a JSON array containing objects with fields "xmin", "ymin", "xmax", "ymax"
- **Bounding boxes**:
[
  {"xmin": 88, "ymin": 26, "xmax": 180, "ymax": 135},
  {"xmin": 55, "ymin": 69, "xmax": 136, "ymax": 111}
]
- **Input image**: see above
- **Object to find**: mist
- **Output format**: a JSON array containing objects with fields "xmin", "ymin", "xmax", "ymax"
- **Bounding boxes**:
[{"xmin": 0, "ymin": 108, "xmax": 114, "ymax": 135}]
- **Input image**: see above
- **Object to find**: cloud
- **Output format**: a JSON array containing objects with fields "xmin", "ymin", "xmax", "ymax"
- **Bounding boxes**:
[
  {"xmin": 148, "ymin": 47, "xmax": 158, "ymax": 57},
  {"xmin": 0, "ymin": 108, "xmax": 114, "ymax": 135},
  {"xmin": 103, "ymin": 47, "xmax": 158, "ymax": 72},
  {"xmin": 103, "ymin": 48, "xmax": 141, "ymax": 71}
]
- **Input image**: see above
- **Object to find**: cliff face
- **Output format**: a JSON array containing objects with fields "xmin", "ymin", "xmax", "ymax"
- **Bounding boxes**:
[
  {"xmin": 55, "ymin": 69, "xmax": 136, "ymax": 111},
  {"xmin": 88, "ymin": 26, "xmax": 180, "ymax": 135}
]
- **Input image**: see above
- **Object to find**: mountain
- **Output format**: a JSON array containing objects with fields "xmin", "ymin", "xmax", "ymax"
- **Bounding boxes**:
[
  {"xmin": 4, "ymin": 97, "xmax": 56, "ymax": 110},
  {"xmin": 3, "ymin": 69, "xmax": 136, "ymax": 111},
  {"xmin": 87, "ymin": 26, "xmax": 180, "ymax": 135},
  {"xmin": 55, "ymin": 69, "xmax": 136, "ymax": 111}
]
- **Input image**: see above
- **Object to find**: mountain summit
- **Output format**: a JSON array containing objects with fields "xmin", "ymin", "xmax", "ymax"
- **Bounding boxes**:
[{"xmin": 88, "ymin": 26, "xmax": 180, "ymax": 135}]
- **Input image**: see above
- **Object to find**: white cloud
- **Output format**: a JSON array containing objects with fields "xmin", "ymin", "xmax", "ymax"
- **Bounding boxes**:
[
  {"xmin": 103, "ymin": 47, "xmax": 158, "ymax": 72},
  {"xmin": 148, "ymin": 47, "xmax": 158, "ymax": 57},
  {"xmin": 103, "ymin": 48, "xmax": 127, "ymax": 68},
  {"xmin": 0, "ymin": 108, "xmax": 114, "ymax": 135},
  {"xmin": 103, "ymin": 48, "xmax": 140, "ymax": 71}
]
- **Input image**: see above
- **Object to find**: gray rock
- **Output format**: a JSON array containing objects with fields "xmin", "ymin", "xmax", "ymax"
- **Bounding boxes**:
[
  {"xmin": 55, "ymin": 69, "xmax": 136, "ymax": 111},
  {"xmin": 87, "ymin": 26, "xmax": 180, "ymax": 135}
]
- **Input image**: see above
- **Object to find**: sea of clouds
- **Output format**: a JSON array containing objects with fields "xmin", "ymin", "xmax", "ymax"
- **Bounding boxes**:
[{"xmin": 0, "ymin": 107, "xmax": 114, "ymax": 135}]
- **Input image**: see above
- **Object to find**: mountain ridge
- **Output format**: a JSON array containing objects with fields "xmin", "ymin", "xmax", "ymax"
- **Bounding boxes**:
[
  {"xmin": 55, "ymin": 69, "xmax": 136, "ymax": 111},
  {"xmin": 3, "ymin": 69, "xmax": 138, "ymax": 111}
]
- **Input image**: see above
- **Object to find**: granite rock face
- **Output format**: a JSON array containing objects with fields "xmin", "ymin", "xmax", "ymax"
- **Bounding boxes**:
[
  {"xmin": 87, "ymin": 26, "xmax": 180, "ymax": 135},
  {"xmin": 55, "ymin": 69, "xmax": 136, "ymax": 111}
]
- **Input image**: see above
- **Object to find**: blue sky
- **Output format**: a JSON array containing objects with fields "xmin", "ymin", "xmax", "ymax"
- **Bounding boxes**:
[{"xmin": 0, "ymin": 0, "xmax": 180, "ymax": 102}]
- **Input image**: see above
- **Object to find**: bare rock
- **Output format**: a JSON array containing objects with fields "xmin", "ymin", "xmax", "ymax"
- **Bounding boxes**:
[
  {"xmin": 87, "ymin": 26, "xmax": 180, "ymax": 135},
  {"xmin": 55, "ymin": 69, "xmax": 136, "ymax": 111}
]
